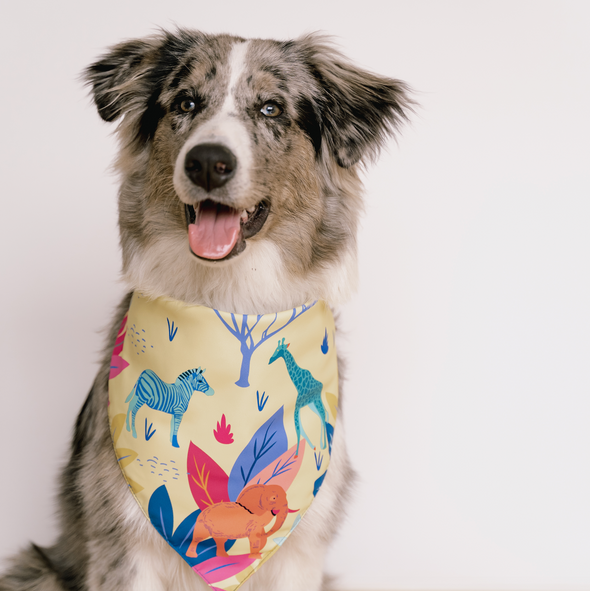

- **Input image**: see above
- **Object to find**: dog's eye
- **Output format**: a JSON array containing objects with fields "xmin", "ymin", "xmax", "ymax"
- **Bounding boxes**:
[
  {"xmin": 179, "ymin": 99, "xmax": 196, "ymax": 113},
  {"xmin": 260, "ymin": 103, "xmax": 282, "ymax": 118}
]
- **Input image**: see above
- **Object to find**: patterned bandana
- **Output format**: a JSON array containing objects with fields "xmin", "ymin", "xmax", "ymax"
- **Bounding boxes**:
[{"xmin": 108, "ymin": 293, "xmax": 339, "ymax": 591}]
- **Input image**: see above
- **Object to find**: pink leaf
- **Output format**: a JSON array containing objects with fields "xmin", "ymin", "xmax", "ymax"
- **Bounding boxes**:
[
  {"xmin": 112, "ymin": 333, "xmax": 126, "ymax": 356},
  {"xmin": 118, "ymin": 315, "xmax": 128, "ymax": 335},
  {"xmin": 109, "ymin": 315, "xmax": 129, "ymax": 379},
  {"xmin": 247, "ymin": 441, "xmax": 305, "ymax": 492},
  {"xmin": 213, "ymin": 414, "xmax": 234, "ymax": 444},
  {"xmin": 193, "ymin": 555, "xmax": 256, "ymax": 584},
  {"xmin": 109, "ymin": 355, "xmax": 129, "ymax": 380},
  {"xmin": 112, "ymin": 315, "xmax": 128, "ymax": 355},
  {"xmin": 187, "ymin": 442, "xmax": 230, "ymax": 510}
]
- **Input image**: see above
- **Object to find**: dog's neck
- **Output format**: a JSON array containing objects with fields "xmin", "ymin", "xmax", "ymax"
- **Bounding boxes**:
[{"xmin": 122, "ymin": 237, "xmax": 358, "ymax": 315}]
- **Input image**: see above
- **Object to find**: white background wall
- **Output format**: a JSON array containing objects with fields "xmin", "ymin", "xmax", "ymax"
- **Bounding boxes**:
[{"xmin": 1, "ymin": 1, "xmax": 589, "ymax": 590}]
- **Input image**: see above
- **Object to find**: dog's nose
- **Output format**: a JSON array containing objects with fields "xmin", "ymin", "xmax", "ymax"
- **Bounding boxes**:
[{"xmin": 184, "ymin": 143, "xmax": 237, "ymax": 192}]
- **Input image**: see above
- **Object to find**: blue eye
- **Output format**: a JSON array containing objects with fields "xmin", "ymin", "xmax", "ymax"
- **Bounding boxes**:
[{"xmin": 260, "ymin": 103, "xmax": 282, "ymax": 117}]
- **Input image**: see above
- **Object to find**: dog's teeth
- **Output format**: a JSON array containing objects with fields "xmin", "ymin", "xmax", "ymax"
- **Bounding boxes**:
[
  {"xmin": 246, "ymin": 206, "xmax": 256, "ymax": 213},
  {"xmin": 241, "ymin": 210, "xmax": 248, "ymax": 222}
]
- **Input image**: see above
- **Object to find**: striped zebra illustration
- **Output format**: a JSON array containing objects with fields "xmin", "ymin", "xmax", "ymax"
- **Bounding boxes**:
[{"xmin": 125, "ymin": 367, "xmax": 214, "ymax": 448}]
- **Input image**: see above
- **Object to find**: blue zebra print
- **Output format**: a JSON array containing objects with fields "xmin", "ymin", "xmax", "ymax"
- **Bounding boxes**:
[{"xmin": 125, "ymin": 367, "xmax": 214, "ymax": 448}]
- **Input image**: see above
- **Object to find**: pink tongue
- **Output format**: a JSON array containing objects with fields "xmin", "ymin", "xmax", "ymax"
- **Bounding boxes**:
[{"xmin": 188, "ymin": 203, "xmax": 241, "ymax": 260}]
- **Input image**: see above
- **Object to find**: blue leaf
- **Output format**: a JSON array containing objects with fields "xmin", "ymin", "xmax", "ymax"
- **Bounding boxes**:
[
  {"xmin": 326, "ymin": 422, "xmax": 334, "ymax": 455},
  {"xmin": 145, "ymin": 419, "xmax": 156, "ymax": 441},
  {"xmin": 313, "ymin": 472, "xmax": 326, "ymax": 497},
  {"xmin": 167, "ymin": 317, "xmax": 178, "ymax": 341},
  {"xmin": 227, "ymin": 406, "xmax": 288, "ymax": 501},
  {"xmin": 314, "ymin": 451, "xmax": 323, "ymax": 471},
  {"xmin": 256, "ymin": 390, "xmax": 269, "ymax": 411},
  {"xmin": 170, "ymin": 509, "xmax": 201, "ymax": 561},
  {"xmin": 147, "ymin": 493, "xmax": 237, "ymax": 567},
  {"xmin": 148, "ymin": 485, "xmax": 174, "ymax": 542},
  {"xmin": 321, "ymin": 328, "xmax": 329, "ymax": 354}
]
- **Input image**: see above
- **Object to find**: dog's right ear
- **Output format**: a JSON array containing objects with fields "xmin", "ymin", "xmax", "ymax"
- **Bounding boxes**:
[
  {"xmin": 84, "ymin": 38, "xmax": 161, "ymax": 123},
  {"xmin": 84, "ymin": 30, "xmax": 203, "ymax": 145}
]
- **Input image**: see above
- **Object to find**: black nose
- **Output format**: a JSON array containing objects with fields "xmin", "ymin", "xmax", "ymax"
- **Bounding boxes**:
[{"xmin": 184, "ymin": 143, "xmax": 237, "ymax": 192}]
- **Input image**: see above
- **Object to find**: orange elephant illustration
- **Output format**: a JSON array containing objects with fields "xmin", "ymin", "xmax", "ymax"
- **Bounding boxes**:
[{"xmin": 186, "ymin": 484, "xmax": 297, "ymax": 559}]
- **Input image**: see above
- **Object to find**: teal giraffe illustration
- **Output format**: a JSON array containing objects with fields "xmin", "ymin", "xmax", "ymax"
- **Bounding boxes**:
[{"xmin": 269, "ymin": 338, "xmax": 328, "ymax": 457}]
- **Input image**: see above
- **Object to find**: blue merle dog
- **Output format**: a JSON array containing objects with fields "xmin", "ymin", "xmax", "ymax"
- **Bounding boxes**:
[{"xmin": 0, "ymin": 29, "xmax": 412, "ymax": 591}]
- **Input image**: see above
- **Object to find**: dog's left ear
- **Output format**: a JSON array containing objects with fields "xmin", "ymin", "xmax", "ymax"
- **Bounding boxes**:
[{"xmin": 297, "ymin": 35, "xmax": 414, "ymax": 168}]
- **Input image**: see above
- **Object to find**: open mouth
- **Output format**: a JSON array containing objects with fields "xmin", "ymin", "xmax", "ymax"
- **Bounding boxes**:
[{"xmin": 185, "ymin": 199, "xmax": 270, "ymax": 261}]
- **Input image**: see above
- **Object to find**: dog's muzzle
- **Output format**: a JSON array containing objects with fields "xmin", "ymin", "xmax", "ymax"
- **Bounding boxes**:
[
  {"xmin": 181, "ymin": 142, "xmax": 270, "ymax": 262},
  {"xmin": 184, "ymin": 143, "xmax": 237, "ymax": 192}
]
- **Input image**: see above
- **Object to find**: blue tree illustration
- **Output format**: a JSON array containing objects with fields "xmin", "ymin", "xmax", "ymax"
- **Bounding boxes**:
[{"xmin": 214, "ymin": 302, "xmax": 316, "ymax": 387}]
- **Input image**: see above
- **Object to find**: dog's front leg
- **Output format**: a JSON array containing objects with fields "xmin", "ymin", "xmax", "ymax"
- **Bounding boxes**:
[
  {"xmin": 86, "ymin": 529, "xmax": 209, "ymax": 591},
  {"xmin": 240, "ymin": 513, "xmax": 328, "ymax": 591},
  {"xmin": 82, "ymin": 415, "xmax": 209, "ymax": 591}
]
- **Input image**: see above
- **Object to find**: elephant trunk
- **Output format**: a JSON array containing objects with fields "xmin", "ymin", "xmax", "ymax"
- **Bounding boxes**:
[{"xmin": 266, "ymin": 505, "xmax": 296, "ymax": 537}]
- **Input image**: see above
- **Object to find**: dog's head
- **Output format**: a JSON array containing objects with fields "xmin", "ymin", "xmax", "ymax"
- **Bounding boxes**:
[{"xmin": 85, "ymin": 30, "xmax": 412, "ymax": 313}]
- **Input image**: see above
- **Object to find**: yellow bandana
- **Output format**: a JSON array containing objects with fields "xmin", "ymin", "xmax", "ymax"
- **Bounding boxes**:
[{"xmin": 108, "ymin": 293, "xmax": 338, "ymax": 590}]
